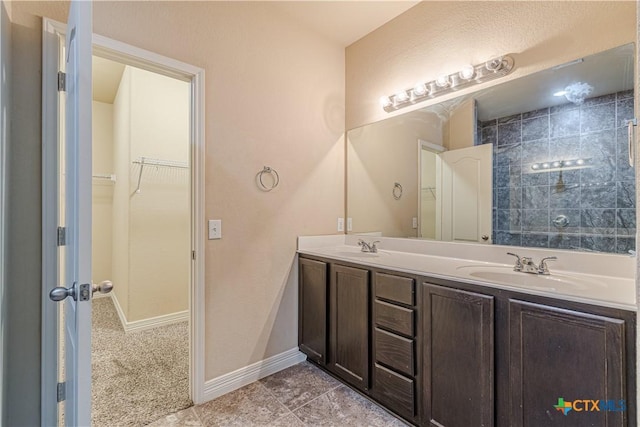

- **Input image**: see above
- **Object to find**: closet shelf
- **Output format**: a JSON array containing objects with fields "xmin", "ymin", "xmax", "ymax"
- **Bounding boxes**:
[{"xmin": 132, "ymin": 156, "xmax": 189, "ymax": 195}]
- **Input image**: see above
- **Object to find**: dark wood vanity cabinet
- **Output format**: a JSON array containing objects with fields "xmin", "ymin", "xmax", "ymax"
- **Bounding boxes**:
[
  {"xmin": 329, "ymin": 264, "xmax": 370, "ymax": 391},
  {"xmin": 298, "ymin": 255, "xmax": 636, "ymax": 427},
  {"xmin": 508, "ymin": 300, "xmax": 627, "ymax": 427},
  {"xmin": 298, "ymin": 258, "xmax": 328, "ymax": 364},
  {"xmin": 371, "ymin": 272, "xmax": 420, "ymax": 423},
  {"xmin": 423, "ymin": 284, "xmax": 494, "ymax": 427}
]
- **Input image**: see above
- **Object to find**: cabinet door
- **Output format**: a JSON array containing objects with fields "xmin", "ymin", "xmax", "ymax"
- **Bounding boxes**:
[
  {"xmin": 423, "ymin": 284, "xmax": 494, "ymax": 427},
  {"xmin": 509, "ymin": 300, "xmax": 626, "ymax": 427},
  {"xmin": 298, "ymin": 258, "xmax": 328, "ymax": 364},
  {"xmin": 330, "ymin": 264, "xmax": 370, "ymax": 390}
]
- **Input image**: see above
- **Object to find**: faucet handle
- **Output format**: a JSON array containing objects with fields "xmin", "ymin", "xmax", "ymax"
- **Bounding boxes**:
[
  {"xmin": 370, "ymin": 241, "xmax": 381, "ymax": 252},
  {"xmin": 506, "ymin": 252, "xmax": 522, "ymax": 270},
  {"xmin": 538, "ymin": 256, "xmax": 557, "ymax": 274}
]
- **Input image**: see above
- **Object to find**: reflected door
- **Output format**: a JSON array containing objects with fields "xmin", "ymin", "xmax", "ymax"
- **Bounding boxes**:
[{"xmin": 437, "ymin": 144, "xmax": 492, "ymax": 243}]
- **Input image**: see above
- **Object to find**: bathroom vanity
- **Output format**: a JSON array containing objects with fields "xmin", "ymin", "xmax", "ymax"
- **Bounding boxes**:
[{"xmin": 297, "ymin": 237, "xmax": 636, "ymax": 427}]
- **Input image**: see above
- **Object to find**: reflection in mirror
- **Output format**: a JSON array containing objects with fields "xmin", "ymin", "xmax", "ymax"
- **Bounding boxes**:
[
  {"xmin": 347, "ymin": 44, "xmax": 635, "ymax": 254},
  {"xmin": 418, "ymin": 140, "xmax": 443, "ymax": 239}
]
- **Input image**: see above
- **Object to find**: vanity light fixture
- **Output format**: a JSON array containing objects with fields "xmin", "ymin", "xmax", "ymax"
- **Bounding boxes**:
[
  {"xmin": 394, "ymin": 90, "xmax": 410, "ymax": 107},
  {"xmin": 413, "ymin": 83, "xmax": 428, "ymax": 97},
  {"xmin": 459, "ymin": 65, "xmax": 476, "ymax": 80},
  {"xmin": 436, "ymin": 75, "xmax": 451, "ymax": 88},
  {"xmin": 530, "ymin": 158, "xmax": 591, "ymax": 173},
  {"xmin": 381, "ymin": 55, "xmax": 515, "ymax": 112}
]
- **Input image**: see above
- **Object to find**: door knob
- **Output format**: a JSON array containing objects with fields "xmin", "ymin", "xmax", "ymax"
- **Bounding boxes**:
[
  {"xmin": 481, "ymin": 235, "xmax": 489, "ymax": 241},
  {"xmin": 49, "ymin": 282, "xmax": 91, "ymax": 302},
  {"xmin": 92, "ymin": 280, "xmax": 113, "ymax": 296},
  {"xmin": 49, "ymin": 282, "xmax": 78, "ymax": 301}
]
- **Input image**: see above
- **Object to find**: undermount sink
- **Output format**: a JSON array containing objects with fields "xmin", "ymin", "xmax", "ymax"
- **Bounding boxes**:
[{"xmin": 455, "ymin": 265, "xmax": 607, "ymax": 292}]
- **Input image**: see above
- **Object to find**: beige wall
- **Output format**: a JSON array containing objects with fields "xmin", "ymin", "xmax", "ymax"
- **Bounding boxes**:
[
  {"xmin": 8, "ymin": 2, "xmax": 345, "ymax": 407},
  {"xmin": 92, "ymin": 101, "xmax": 114, "ymax": 284},
  {"xmin": 346, "ymin": 1, "xmax": 636, "ymax": 130},
  {"xmin": 447, "ymin": 98, "xmax": 476, "ymax": 150},
  {"xmin": 127, "ymin": 66, "xmax": 190, "ymax": 322},
  {"xmin": 348, "ymin": 109, "xmax": 442, "ymax": 237}
]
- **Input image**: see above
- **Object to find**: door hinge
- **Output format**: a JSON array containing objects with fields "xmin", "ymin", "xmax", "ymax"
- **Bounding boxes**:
[
  {"xmin": 57, "ymin": 226, "xmax": 66, "ymax": 246},
  {"xmin": 57, "ymin": 382, "xmax": 66, "ymax": 402},
  {"xmin": 192, "ymin": 250, "xmax": 196, "ymax": 260},
  {"xmin": 57, "ymin": 71, "xmax": 66, "ymax": 92}
]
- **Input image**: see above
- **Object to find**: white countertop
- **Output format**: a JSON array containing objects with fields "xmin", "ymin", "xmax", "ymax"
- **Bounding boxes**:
[{"xmin": 297, "ymin": 235, "xmax": 637, "ymax": 311}]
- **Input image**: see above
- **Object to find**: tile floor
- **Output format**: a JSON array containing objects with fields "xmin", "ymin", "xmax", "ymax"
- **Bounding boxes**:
[{"xmin": 146, "ymin": 361, "xmax": 408, "ymax": 426}]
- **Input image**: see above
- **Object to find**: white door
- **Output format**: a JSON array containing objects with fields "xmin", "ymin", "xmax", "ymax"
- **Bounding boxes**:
[
  {"xmin": 436, "ymin": 144, "xmax": 492, "ymax": 243},
  {"xmin": 48, "ymin": 1, "xmax": 93, "ymax": 425}
]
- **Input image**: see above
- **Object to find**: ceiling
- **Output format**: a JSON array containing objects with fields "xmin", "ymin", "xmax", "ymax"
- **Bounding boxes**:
[
  {"xmin": 270, "ymin": 1, "xmax": 420, "ymax": 47},
  {"xmin": 92, "ymin": 1, "xmax": 420, "ymax": 102},
  {"xmin": 93, "ymin": 56, "xmax": 125, "ymax": 104}
]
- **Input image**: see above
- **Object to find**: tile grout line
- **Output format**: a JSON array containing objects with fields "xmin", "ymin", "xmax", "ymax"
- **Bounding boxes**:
[
  {"xmin": 287, "ymin": 383, "xmax": 345, "ymax": 413},
  {"xmin": 256, "ymin": 379, "xmax": 301, "ymax": 423},
  {"xmin": 190, "ymin": 406, "xmax": 205, "ymax": 427}
]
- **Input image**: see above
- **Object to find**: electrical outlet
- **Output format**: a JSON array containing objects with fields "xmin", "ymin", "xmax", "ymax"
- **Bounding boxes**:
[
  {"xmin": 208, "ymin": 219, "xmax": 222, "ymax": 240},
  {"xmin": 337, "ymin": 217, "xmax": 344, "ymax": 232},
  {"xmin": 412, "ymin": 217, "xmax": 418, "ymax": 229},
  {"xmin": 347, "ymin": 217, "xmax": 353, "ymax": 232}
]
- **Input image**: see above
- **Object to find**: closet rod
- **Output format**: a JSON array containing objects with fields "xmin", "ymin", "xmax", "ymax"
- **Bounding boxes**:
[{"xmin": 92, "ymin": 174, "xmax": 116, "ymax": 182}]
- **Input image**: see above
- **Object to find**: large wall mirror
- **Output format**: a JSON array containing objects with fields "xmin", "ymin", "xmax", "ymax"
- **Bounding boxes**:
[{"xmin": 347, "ymin": 43, "xmax": 635, "ymax": 254}]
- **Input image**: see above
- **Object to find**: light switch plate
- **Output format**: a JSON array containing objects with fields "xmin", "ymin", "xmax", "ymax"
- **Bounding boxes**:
[
  {"xmin": 337, "ymin": 217, "xmax": 344, "ymax": 232},
  {"xmin": 412, "ymin": 217, "xmax": 418, "ymax": 229},
  {"xmin": 208, "ymin": 219, "xmax": 222, "ymax": 240},
  {"xmin": 347, "ymin": 218, "xmax": 353, "ymax": 232}
]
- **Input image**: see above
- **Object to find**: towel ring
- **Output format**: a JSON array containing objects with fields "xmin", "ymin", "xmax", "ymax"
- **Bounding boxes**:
[
  {"xmin": 257, "ymin": 166, "xmax": 280, "ymax": 192},
  {"xmin": 393, "ymin": 182, "xmax": 403, "ymax": 200}
]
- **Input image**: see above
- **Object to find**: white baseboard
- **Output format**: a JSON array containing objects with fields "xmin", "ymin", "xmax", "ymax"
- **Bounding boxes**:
[
  {"xmin": 109, "ymin": 293, "xmax": 189, "ymax": 333},
  {"xmin": 202, "ymin": 348, "xmax": 307, "ymax": 402}
]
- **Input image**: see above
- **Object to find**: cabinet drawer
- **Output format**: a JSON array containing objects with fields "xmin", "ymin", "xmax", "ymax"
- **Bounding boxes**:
[
  {"xmin": 375, "ymin": 273, "xmax": 414, "ymax": 305},
  {"xmin": 374, "ymin": 363, "xmax": 415, "ymax": 419},
  {"xmin": 375, "ymin": 328, "xmax": 414, "ymax": 376},
  {"xmin": 374, "ymin": 300, "xmax": 414, "ymax": 337}
]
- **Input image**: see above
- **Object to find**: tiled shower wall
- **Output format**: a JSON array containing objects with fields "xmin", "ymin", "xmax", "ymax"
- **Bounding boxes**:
[{"xmin": 480, "ymin": 90, "xmax": 636, "ymax": 254}]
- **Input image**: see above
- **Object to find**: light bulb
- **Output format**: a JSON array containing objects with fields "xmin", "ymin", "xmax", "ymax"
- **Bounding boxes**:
[
  {"xmin": 435, "ymin": 75, "xmax": 451, "ymax": 88},
  {"xmin": 553, "ymin": 90, "xmax": 567, "ymax": 97},
  {"xmin": 531, "ymin": 164, "xmax": 540, "ymax": 170},
  {"xmin": 542, "ymin": 163, "xmax": 550, "ymax": 169},
  {"xmin": 576, "ymin": 159, "xmax": 585, "ymax": 165},
  {"xmin": 552, "ymin": 161, "xmax": 561, "ymax": 168},
  {"xmin": 564, "ymin": 160, "xmax": 573, "ymax": 167},
  {"xmin": 413, "ymin": 83, "xmax": 427, "ymax": 97},
  {"xmin": 459, "ymin": 65, "xmax": 475, "ymax": 80},
  {"xmin": 379, "ymin": 96, "xmax": 392, "ymax": 108}
]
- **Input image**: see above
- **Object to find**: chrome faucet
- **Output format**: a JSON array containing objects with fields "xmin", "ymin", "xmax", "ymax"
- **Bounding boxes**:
[
  {"xmin": 538, "ymin": 256, "xmax": 557, "ymax": 275},
  {"xmin": 358, "ymin": 239, "xmax": 380, "ymax": 253},
  {"xmin": 507, "ymin": 252, "xmax": 557, "ymax": 275}
]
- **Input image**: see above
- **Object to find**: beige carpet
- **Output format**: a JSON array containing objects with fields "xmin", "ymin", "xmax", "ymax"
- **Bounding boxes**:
[{"xmin": 91, "ymin": 297, "xmax": 192, "ymax": 427}]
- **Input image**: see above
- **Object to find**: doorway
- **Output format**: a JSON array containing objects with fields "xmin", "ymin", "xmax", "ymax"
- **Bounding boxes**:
[
  {"xmin": 90, "ymin": 55, "xmax": 192, "ymax": 425},
  {"xmin": 42, "ymin": 18, "xmax": 206, "ymax": 426},
  {"xmin": 417, "ymin": 139, "xmax": 446, "ymax": 239}
]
